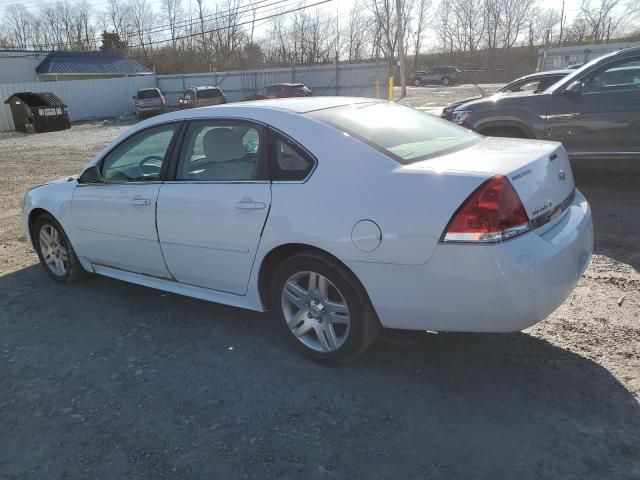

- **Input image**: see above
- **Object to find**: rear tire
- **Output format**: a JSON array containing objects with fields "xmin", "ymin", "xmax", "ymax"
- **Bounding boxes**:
[
  {"xmin": 441, "ymin": 76, "xmax": 452, "ymax": 86},
  {"xmin": 33, "ymin": 214, "xmax": 85, "ymax": 284},
  {"xmin": 271, "ymin": 252, "xmax": 380, "ymax": 363},
  {"xmin": 413, "ymin": 79, "xmax": 423, "ymax": 87}
]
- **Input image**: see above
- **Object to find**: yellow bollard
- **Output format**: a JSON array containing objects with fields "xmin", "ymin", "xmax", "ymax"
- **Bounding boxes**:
[{"xmin": 388, "ymin": 76, "xmax": 394, "ymax": 101}]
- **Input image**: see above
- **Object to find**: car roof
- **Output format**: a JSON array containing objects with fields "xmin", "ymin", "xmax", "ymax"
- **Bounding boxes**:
[
  {"xmin": 137, "ymin": 87, "xmax": 160, "ymax": 91},
  {"xmin": 516, "ymin": 69, "xmax": 572, "ymax": 80},
  {"xmin": 267, "ymin": 83, "xmax": 305, "ymax": 87},
  {"xmin": 190, "ymin": 85, "xmax": 221, "ymax": 90},
  {"xmin": 230, "ymin": 96, "xmax": 378, "ymax": 113}
]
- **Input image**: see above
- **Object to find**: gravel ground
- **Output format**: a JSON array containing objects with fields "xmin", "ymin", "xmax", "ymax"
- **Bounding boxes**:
[{"xmin": 1, "ymin": 93, "xmax": 639, "ymax": 479}]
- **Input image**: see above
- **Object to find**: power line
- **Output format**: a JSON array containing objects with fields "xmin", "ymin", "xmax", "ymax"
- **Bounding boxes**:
[
  {"xmin": 127, "ymin": 0, "xmax": 334, "ymax": 48},
  {"xmin": 119, "ymin": 0, "xmax": 293, "ymax": 41}
]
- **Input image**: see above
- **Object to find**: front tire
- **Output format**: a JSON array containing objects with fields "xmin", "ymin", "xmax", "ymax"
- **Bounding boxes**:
[
  {"xmin": 441, "ymin": 76, "xmax": 452, "ymax": 86},
  {"xmin": 33, "ymin": 214, "xmax": 84, "ymax": 284},
  {"xmin": 271, "ymin": 252, "xmax": 380, "ymax": 363}
]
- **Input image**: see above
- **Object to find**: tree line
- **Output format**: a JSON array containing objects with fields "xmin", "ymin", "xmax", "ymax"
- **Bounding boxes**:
[{"xmin": 1, "ymin": 0, "xmax": 639, "ymax": 74}]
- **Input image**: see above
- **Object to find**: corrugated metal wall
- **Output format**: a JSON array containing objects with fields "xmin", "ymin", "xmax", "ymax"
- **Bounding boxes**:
[
  {"xmin": 158, "ymin": 62, "xmax": 387, "ymax": 106},
  {"xmin": 1, "ymin": 63, "xmax": 386, "ymax": 131},
  {"xmin": 0, "ymin": 76, "xmax": 155, "ymax": 131}
]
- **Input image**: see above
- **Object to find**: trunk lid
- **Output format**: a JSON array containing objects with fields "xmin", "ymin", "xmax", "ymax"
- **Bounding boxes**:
[{"xmin": 409, "ymin": 137, "xmax": 575, "ymax": 227}]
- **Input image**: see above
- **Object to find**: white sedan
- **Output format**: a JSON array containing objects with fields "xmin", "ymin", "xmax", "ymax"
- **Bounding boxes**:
[{"xmin": 22, "ymin": 97, "xmax": 593, "ymax": 362}]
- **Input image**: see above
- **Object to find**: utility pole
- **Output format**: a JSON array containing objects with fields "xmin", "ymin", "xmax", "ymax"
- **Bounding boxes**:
[{"xmin": 395, "ymin": 0, "xmax": 407, "ymax": 97}]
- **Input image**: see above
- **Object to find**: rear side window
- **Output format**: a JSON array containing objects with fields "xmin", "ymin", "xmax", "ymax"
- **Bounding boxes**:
[
  {"xmin": 198, "ymin": 88, "xmax": 223, "ymax": 99},
  {"xmin": 308, "ymin": 102, "xmax": 479, "ymax": 165},
  {"xmin": 137, "ymin": 89, "xmax": 160, "ymax": 99},
  {"xmin": 269, "ymin": 131, "xmax": 315, "ymax": 181}
]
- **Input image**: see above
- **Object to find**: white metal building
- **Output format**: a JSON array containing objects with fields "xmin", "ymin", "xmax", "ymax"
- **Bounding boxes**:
[{"xmin": 538, "ymin": 41, "xmax": 640, "ymax": 71}]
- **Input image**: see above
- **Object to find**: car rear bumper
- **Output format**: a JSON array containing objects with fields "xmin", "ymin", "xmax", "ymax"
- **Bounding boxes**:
[
  {"xmin": 136, "ymin": 106, "xmax": 164, "ymax": 113},
  {"xmin": 347, "ymin": 189, "xmax": 593, "ymax": 332}
]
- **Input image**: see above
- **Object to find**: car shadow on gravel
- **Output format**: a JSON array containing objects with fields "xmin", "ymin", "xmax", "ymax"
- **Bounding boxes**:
[
  {"xmin": 1, "ymin": 265, "xmax": 639, "ymax": 479},
  {"xmin": 574, "ymin": 166, "xmax": 640, "ymax": 273}
]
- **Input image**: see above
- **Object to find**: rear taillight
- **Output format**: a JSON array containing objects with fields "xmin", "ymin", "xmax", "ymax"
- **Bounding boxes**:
[
  {"xmin": 161, "ymin": 96, "xmax": 165, "ymax": 105},
  {"xmin": 441, "ymin": 175, "xmax": 530, "ymax": 243}
]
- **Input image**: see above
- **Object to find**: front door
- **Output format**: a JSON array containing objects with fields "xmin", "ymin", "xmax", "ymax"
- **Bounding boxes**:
[
  {"xmin": 545, "ymin": 56, "xmax": 640, "ymax": 155},
  {"xmin": 156, "ymin": 119, "xmax": 271, "ymax": 294},
  {"xmin": 71, "ymin": 122, "xmax": 181, "ymax": 277}
]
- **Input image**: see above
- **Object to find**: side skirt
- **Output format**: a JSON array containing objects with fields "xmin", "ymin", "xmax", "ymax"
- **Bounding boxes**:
[{"xmin": 92, "ymin": 264, "xmax": 265, "ymax": 312}]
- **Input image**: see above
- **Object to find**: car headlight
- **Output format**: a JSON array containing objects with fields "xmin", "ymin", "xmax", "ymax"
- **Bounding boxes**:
[{"xmin": 452, "ymin": 110, "xmax": 472, "ymax": 124}]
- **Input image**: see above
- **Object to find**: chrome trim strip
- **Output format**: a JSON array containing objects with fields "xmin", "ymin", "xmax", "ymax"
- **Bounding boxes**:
[
  {"xmin": 530, "ymin": 188, "xmax": 576, "ymax": 230},
  {"xmin": 160, "ymin": 238, "xmax": 249, "ymax": 253}
]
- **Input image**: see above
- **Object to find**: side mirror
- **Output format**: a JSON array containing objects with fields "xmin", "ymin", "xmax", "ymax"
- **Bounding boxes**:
[
  {"xmin": 78, "ymin": 165, "xmax": 102, "ymax": 184},
  {"xmin": 563, "ymin": 81, "xmax": 583, "ymax": 95}
]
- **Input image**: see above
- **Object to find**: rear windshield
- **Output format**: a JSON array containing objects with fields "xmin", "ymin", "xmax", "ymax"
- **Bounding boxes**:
[
  {"xmin": 308, "ymin": 102, "xmax": 479, "ymax": 164},
  {"xmin": 137, "ymin": 89, "xmax": 160, "ymax": 99},
  {"xmin": 198, "ymin": 88, "xmax": 222, "ymax": 99}
]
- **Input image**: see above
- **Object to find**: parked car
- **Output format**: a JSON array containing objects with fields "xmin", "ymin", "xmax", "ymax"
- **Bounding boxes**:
[
  {"xmin": 410, "ymin": 67, "xmax": 461, "ymax": 86},
  {"xmin": 441, "ymin": 70, "xmax": 571, "ymax": 120},
  {"xmin": 567, "ymin": 63, "xmax": 584, "ymax": 69},
  {"xmin": 179, "ymin": 86, "xmax": 227, "ymax": 109},
  {"xmin": 450, "ymin": 47, "xmax": 640, "ymax": 159},
  {"xmin": 23, "ymin": 97, "xmax": 593, "ymax": 363},
  {"xmin": 133, "ymin": 88, "xmax": 165, "ymax": 119},
  {"xmin": 244, "ymin": 83, "xmax": 312, "ymax": 101}
]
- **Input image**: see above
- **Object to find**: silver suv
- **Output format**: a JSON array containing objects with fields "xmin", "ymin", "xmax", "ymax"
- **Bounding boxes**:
[
  {"xmin": 133, "ymin": 88, "xmax": 165, "ymax": 119},
  {"xmin": 411, "ymin": 67, "xmax": 461, "ymax": 86}
]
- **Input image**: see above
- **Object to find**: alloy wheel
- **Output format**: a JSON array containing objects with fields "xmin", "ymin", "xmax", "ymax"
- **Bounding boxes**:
[
  {"xmin": 281, "ymin": 271, "xmax": 351, "ymax": 353},
  {"xmin": 39, "ymin": 224, "xmax": 69, "ymax": 277}
]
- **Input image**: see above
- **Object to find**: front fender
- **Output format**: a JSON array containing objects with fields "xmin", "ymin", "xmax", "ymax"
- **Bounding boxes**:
[
  {"xmin": 466, "ymin": 105, "xmax": 546, "ymax": 139},
  {"xmin": 22, "ymin": 179, "xmax": 77, "ymax": 249}
]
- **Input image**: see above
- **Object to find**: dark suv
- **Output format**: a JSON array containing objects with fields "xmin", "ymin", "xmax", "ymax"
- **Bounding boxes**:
[
  {"xmin": 411, "ymin": 67, "xmax": 461, "ymax": 86},
  {"xmin": 178, "ymin": 86, "xmax": 227, "ymax": 109},
  {"xmin": 441, "ymin": 69, "xmax": 571, "ymax": 120},
  {"xmin": 451, "ymin": 47, "xmax": 640, "ymax": 159}
]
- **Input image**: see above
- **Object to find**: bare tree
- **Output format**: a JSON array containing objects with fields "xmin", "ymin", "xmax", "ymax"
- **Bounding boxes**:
[
  {"xmin": 411, "ymin": 0, "xmax": 431, "ymax": 69},
  {"xmin": 129, "ymin": 0, "xmax": 155, "ymax": 56},
  {"xmin": 579, "ymin": 0, "xmax": 640, "ymax": 42},
  {"xmin": 162, "ymin": 0, "xmax": 183, "ymax": 49}
]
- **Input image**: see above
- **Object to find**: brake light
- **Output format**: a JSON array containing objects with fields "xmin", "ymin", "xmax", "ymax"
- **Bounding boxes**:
[
  {"xmin": 441, "ymin": 175, "xmax": 530, "ymax": 243},
  {"xmin": 160, "ymin": 96, "xmax": 165, "ymax": 105}
]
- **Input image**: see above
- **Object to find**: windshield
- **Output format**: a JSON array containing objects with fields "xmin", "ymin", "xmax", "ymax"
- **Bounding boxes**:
[{"xmin": 308, "ymin": 102, "xmax": 480, "ymax": 164}]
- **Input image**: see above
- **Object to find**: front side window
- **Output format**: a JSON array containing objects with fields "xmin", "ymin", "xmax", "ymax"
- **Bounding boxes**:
[
  {"xmin": 101, "ymin": 123, "xmax": 178, "ymax": 182},
  {"xmin": 583, "ymin": 58, "xmax": 640, "ymax": 93},
  {"xmin": 176, "ymin": 121, "xmax": 264, "ymax": 181},
  {"xmin": 308, "ymin": 102, "xmax": 479, "ymax": 165}
]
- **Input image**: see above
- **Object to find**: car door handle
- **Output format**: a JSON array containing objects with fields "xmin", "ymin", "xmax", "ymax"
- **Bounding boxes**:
[
  {"xmin": 235, "ymin": 200, "xmax": 266, "ymax": 211},
  {"xmin": 130, "ymin": 197, "xmax": 151, "ymax": 207}
]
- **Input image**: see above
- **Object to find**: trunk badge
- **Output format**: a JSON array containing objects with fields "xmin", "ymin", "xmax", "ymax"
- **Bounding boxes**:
[{"xmin": 558, "ymin": 170, "xmax": 566, "ymax": 181}]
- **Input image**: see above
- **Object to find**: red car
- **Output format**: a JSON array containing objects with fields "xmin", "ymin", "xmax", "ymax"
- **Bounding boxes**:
[{"xmin": 244, "ymin": 83, "xmax": 312, "ymax": 101}]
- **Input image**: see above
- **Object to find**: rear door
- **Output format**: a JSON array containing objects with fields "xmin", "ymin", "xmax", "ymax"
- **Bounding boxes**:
[{"xmin": 156, "ymin": 119, "xmax": 271, "ymax": 294}]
